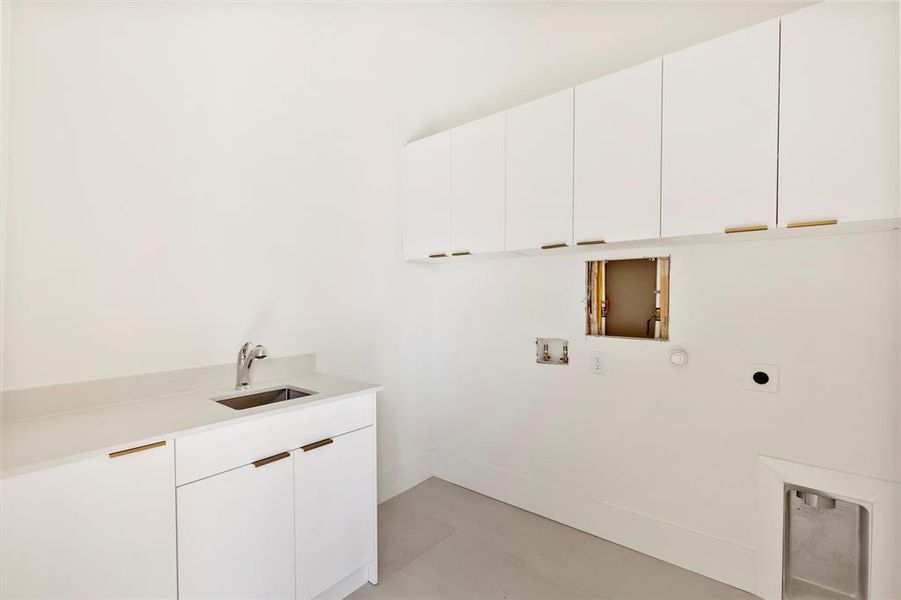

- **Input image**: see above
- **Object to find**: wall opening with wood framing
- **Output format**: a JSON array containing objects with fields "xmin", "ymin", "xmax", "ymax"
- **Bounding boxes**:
[{"xmin": 586, "ymin": 257, "xmax": 670, "ymax": 340}]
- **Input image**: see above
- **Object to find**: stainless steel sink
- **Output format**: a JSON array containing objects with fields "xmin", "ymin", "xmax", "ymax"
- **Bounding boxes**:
[{"xmin": 213, "ymin": 386, "xmax": 314, "ymax": 410}]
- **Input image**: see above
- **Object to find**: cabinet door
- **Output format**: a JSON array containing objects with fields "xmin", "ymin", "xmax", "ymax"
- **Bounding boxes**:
[
  {"xmin": 779, "ymin": 3, "xmax": 899, "ymax": 226},
  {"xmin": 505, "ymin": 89, "xmax": 574, "ymax": 251},
  {"xmin": 0, "ymin": 441, "xmax": 176, "ymax": 599},
  {"xmin": 451, "ymin": 113, "xmax": 506, "ymax": 254},
  {"xmin": 295, "ymin": 427, "xmax": 376, "ymax": 600},
  {"xmin": 177, "ymin": 452, "xmax": 295, "ymax": 600},
  {"xmin": 402, "ymin": 131, "xmax": 452, "ymax": 259},
  {"xmin": 575, "ymin": 58, "xmax": 661, "ymax": 244},
  {"xmin": 661, "ymin": 20, "xmax": 779, "ymax": 237}
]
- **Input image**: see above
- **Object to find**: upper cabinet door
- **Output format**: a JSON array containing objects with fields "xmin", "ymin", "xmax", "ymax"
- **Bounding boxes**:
[
  {"xmin": 574, "ymin": 59, "xmax": 662, "ymax": 244},
  {"xmin": 661, "ymin": 20, "xmax": 779, "ymax": 237},
  {"xmin": 451, "ymin": 113, "xmax": 506, "ymax": 255},
  {"xmin": 0, "ymin": 441, "xmax": 176, "ymax": 599},
  {"xmin": 402, "ymin": 131, "xmax": 451, "ymax": 259},
  {"xmin": 779, "ymin": 3, "xmax": 899, "ymax": 226},
  {"xmin": 505, "ymin": 89, "xmax": 574, "ymax": 251}
]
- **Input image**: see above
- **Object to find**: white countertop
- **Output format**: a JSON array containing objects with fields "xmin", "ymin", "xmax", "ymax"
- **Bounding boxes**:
[{"xmin": 1, "ymin": 371, "xmax": 380, "ymax": 478}]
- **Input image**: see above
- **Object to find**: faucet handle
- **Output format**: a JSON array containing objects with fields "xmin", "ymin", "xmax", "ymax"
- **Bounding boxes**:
[{"xmin": 238, "ymin": 342, "xmax": 267, "ymax": 360}]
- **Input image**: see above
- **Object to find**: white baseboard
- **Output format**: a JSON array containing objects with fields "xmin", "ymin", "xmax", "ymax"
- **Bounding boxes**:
[
  {"xmin": 313, "ymin": 566, "xmax": 368, "ymax": 600},
  {"xmin": 378, "ymin": 448, "xmax": 433, "ymax": 503},
  {"xmin": 434, "ymin": 449, "xmax": 756, "ymax": 593}
]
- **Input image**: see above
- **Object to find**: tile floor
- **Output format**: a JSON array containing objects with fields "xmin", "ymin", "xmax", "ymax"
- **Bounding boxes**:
[{"xmin": 349, "ymin": 478, "xmax": 758, "ymax": 600}]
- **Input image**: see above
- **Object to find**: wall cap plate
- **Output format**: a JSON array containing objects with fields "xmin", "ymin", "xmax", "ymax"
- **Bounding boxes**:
[{"xmin": 744, "ymin": 363, "xmax": 779, "ymax": 393}]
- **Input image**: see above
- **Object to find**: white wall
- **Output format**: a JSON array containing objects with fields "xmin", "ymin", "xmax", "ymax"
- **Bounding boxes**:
[
  {"xmin": 432, "ymin": 230, "xmax": 900, "ymax": 589},
  {"xmin": 0, "ymin": 2, "xmax": 10, "ymax": 395},
  {"xmin": 4, "ymin": 0, "xmax": 896, "ymax": 591},
  {"xmin": 889, "ymin": 0, "xmax": 901, "ymax": 574},
  {"xmin": 2, "ymin": 1, "xmax": 444, "ymax": 499},
  {"xmin": 0, "ymin": 1, "xmax": 804, "ymax": 500}
]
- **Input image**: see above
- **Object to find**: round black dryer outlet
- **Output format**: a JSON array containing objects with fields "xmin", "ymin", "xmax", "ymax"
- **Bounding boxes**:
[{"xmin": 752, "ymin": 371, "xmax": 770, "ymax": 385}]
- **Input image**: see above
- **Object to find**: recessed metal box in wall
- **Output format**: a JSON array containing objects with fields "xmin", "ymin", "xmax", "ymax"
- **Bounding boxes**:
[
  {"xmin": 783, "ymin": 485, "xmax": 869, "ymax": 600},
  {"xmin": 535, "ymin": 338, "xmax": 569, "ymax": 365}
]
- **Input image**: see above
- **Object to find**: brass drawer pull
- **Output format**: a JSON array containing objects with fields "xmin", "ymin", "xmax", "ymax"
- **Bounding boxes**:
[
  {"xmin": 725, "ymin": 225, "xmax": 768, "ymax": 234},
  {"xmin": 109, "ymin": 440, "xmax": 166, "ymax": 459},
  {"xmin": 540, "ymin": 243, "xmax": 569, "ymax": 250},
  {"xmin": 252, "ymin": 451, "xmax": 291, "ymax": 468},
  {"xmin": 786, "ymin": 219, "xmax": 838, "ymax": 229},
  {"xmin": 428, "ymin": 253, "xmax": 447, "ymax": 259},
  {"xmin": 451, "ymin": 251, "xmax": 472, "ymax": 256},
  {"xmin": 576, "ymin": 239, "xmax": 606, "ymax": 246},
  {"xmin": 301, "ymin": 438, "xmax": 334, "ymax": 452}
]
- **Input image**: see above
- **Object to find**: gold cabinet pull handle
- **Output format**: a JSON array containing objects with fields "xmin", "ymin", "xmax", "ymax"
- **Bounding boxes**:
[
  {"xmin": 540, "ymin": 243, "xmax": 569, "ymax": 250},
  {"xmin": 724, "ymin": 225, "xmax": 768, "ymax": 234},
  {"xmin": 109, "ymin": 440, "xmax": 166, "ymax": 459},
  {"xmin": 451, "ymin": 251, "xmax": 472, "ymax": 256},
  {"xmin": 576, "ymin": 239, "xmax": 606, "ymax": 246},
  {"xmin": 252, "ymin": 451, "xmax": 291, "ymax": 468},
  {"xmin": 301, "ymin": 438, "xmax": 334, "ymax": 452},
  {"xmin": 428, "ymin": 253, "xmax": 447, "ymax": 259},
  {"xmin": 786, "ymin": 219, "xmax": 838, "ymax": 229}
]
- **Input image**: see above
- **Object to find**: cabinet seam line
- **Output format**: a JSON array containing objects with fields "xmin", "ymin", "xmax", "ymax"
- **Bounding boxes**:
[
  {"xmin": 775, "ymin": 19, "xmax": 782, "ymax": 227},
  {"xmin": 659, "ymin": 58, "xmax": 664, "ymax": 238}
]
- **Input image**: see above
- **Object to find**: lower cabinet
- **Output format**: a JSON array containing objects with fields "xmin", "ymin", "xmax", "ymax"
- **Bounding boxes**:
[
  {"xmin": 0, "ymin": 440, "xmax": 177, "ymax": 599},
  {"xmin": 176, "ymin": 424, "xmax": 377, "ymax": 600},
  {"xmin": 177, "ymin": 451, "xmax": 296, "ymax": 600},
  {"xmin": 1, "ymin": 394, "xmax": 377, "ymax": 600},
  {"xmin": 295, "ymin": 427, "xmax": 376, "ymax": 600}
]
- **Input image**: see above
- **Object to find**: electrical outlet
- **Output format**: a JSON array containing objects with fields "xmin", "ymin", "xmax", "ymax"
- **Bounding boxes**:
[{"xmin": 589, "ymin": 351, "xmax": 606, "ymax": 375}]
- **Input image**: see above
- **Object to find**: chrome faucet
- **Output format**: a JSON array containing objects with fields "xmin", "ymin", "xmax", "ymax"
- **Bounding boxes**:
[{"xmin": 235, "ymin": 342, "xmax": 268, "ymax": 390}]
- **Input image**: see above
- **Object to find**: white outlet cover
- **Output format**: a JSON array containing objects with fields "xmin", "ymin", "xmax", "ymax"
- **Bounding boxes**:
[
  {"xmin": 744, "ymin": 363, "xmax": 779, "ymax": 393},
  {"xmin": 590, "ymin": 351, "xmax": 606, "ymax": 375}
]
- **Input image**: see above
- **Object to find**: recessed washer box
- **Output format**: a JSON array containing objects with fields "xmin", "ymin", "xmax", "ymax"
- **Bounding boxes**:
[{"xmin": 745, "ymin": 363, "xmax": 779, "ymax": 393}]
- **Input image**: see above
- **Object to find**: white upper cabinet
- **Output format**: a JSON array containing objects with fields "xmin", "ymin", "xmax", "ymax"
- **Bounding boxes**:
[
  {"xmin": 451, "ymin": 113, "xmax": 506, "ymax": 255},
  {"xmin": 661, "ymin": 20, "xmax": 779, "ymax": 237},
  {"xmin": 402, "ymin": 131, "xmax": 451, "ymax": 259},
  {"xmin": 400, "ymin": 5, "xmax": 895, "ymax": 261},
  {"xmin": 574, "ymin": 59, "xmax": 662, "ymax": 244},
  {"xmin": 505, "ymin": 89, "xmax": 574, "ymax": 251},
  {"xmin": 0, "ymin": 441, "xmax": 176, "ymax": 599},
  {"xmin": 778, "ymin": 3, "xmax": 899, "ymax": 226}
]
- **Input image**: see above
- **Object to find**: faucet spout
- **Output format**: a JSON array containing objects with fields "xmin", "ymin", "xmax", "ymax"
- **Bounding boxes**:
[{"xmin": 235, "ymin": 342, "xmax": 268, "ymax": 390}]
